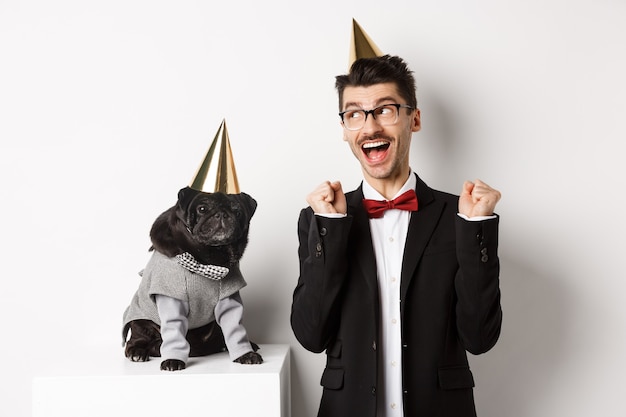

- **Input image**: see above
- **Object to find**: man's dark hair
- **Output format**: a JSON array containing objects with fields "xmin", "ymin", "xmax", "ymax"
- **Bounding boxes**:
[{"xmin": 335, "ymin": 55, "xmax": 418, "ymax": 110}]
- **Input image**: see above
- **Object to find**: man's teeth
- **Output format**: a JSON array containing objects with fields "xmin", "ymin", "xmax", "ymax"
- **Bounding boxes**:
[{"xmin": 363, "ymin": 141, "xmax": 387, "ymax": 149}]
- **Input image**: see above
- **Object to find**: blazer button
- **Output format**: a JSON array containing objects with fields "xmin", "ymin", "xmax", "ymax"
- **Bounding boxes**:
[
  {"xmin": 481, "ymin": 254, "xmax": 489, "ymax": 262},
  {"xmin": 320, "ymin": 227, "xmax": 327, "ymax": 236},
  {"xmin": 372, "ymin": 341, "xmax": 376, "ymax": 351},
  {"xmin": 315, "ymin": 242, "xmax": 323, "ymax": 258},
  {"xmin": 371, "ymin": 387, "xmax": 376, "ymax": 396},
  {"xmin": 481, "ymin": 248, "xmax": 488, "ymax": 255}
]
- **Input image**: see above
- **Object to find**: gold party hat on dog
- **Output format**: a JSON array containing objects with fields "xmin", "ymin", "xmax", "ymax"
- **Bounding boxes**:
[
  {"xmin": 189, "ymin": 119, "xmax": 241, "ymax": 194},
  {"xmin": 348, "ymin": 19, "xmax": 383, "ymax": 68}
]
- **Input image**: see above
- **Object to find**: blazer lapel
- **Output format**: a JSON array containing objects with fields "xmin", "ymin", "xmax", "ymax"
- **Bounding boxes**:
[
  {"xmin": 400, "ymin": 175, "xmax": 446, "ymax": 304},
  {"xmin": 347, "ymin": 185, "xmax": 379, "ymax": 300}
]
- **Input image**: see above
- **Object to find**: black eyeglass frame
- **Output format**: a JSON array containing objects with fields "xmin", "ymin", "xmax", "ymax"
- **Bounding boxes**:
[{"xmin": 338, "ymin": 103, "xmax": 415, "ymax": 130}]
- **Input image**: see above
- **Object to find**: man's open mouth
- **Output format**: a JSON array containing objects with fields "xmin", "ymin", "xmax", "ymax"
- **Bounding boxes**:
[{"xmin": 362, "ymin": 140, "xmax": 390, "ymax": 161}]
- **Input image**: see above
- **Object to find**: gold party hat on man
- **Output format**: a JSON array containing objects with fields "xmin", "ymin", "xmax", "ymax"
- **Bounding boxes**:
[
  {"xmin": 348, "ymin": 19, "xmax": 383, "ymax": 68},
  {"xmin": 189, "ymin": 119, "xmax": 240, "ymax": 194}
]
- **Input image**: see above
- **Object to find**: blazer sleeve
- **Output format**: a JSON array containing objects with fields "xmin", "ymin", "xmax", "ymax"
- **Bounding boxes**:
[
  {"xmin": 290, "ymin": 207, "xmax": 353, "ymax": 353},
  {"xmin": 454, "ymin": 215, "xmax": 503, "ymax": 354}
]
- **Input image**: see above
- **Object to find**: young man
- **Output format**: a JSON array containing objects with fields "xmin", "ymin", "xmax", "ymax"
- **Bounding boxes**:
[{"xmin": 291, "ymin": 55, "xmax": 502, "ymax": 417}]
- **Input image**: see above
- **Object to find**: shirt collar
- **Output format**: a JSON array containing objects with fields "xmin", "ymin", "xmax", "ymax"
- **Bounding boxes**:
[{"xmin": 362, "ymin": 169, "xmax": 416, "ymax": 200}]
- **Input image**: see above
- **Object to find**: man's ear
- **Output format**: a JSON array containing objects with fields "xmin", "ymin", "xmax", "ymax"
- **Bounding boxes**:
[
  {"xmin": 411, "ymin": 108, "xmax": 421, "ymax": 133},
  {"xmin": 341, "ymin": 118, "xmax": 349, "ymax": 141}
]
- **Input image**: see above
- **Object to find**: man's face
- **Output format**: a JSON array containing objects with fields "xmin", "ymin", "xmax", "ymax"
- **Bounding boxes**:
[{"xmin": 341, "ymin": 82, "xmax": 421, "ymax": 185}]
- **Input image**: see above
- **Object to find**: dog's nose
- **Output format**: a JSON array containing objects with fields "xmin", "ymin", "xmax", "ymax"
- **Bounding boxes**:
[{"xmin": 213, "ymin": 212, "xmax": 230, "ymax": 220}]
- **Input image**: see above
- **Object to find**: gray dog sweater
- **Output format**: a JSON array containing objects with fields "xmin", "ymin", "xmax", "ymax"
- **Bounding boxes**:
[{"xmin": 122, "ymin": 250, "xmax": 252, "ymax": 361}]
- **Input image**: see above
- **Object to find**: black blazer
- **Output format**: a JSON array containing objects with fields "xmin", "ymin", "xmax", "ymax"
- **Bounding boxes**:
[{"xmin": 291, "ymin": 175, "xmax": 502, "ymax": 417}]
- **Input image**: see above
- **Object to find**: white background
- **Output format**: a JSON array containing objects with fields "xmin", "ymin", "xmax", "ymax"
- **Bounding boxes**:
[{"xmin": 1, "ymin": 1, "xmax": 625, "ymax": 416}]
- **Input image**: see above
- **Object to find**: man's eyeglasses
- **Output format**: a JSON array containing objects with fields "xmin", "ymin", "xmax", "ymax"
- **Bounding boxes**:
[{"xmin": 339, "ymin": 103, "xmax": 415, "ymax": 131}]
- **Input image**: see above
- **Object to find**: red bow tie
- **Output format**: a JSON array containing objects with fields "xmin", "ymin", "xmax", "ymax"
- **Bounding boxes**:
[{"xmin": 362, "ymin": 189, "xmax": 418, "ymax": 218}]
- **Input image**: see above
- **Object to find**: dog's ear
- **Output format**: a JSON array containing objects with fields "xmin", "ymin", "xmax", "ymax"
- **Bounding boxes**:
[
  {"xmin": 176, "ymin": 187, "xmax": 201, "ymax": 227},
  {"xmin": 149, "ymin": 206, "xmax": 183, "ymax": 257},
  {"xmin": 177, "ymin": 187, "xmax": 198, "ymax": 214},
  {"xmin": 149, "ymin": 187, "xmax": 202, "ymax": 257},
  {"xmin": 237, "ymin": 192, "xmax": 257, "ymax": 220}
]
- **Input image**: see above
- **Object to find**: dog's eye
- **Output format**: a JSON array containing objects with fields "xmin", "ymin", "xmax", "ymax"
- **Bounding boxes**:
[{"xmin": 197, "ymin": 205, "xmax": 208, "ymax": 215}]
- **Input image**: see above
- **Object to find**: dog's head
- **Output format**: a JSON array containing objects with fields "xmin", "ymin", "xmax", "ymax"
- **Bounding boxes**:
[
  {"xmin": 175, "ymin": 187, "xmax": 257, "ymax": 247},
  {"xmin": 150, "ymin": 187, "xmax": 257, "ymax": 265}
]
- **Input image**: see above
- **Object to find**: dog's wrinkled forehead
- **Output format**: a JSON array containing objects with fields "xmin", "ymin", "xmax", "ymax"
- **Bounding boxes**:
[
  {"xmin": 192, "ymin": 192, "xmax": 230, "ymax": 212},
  {"xmin": 177, "ymin": 187, "xmax": 257, "ymax": 219}
]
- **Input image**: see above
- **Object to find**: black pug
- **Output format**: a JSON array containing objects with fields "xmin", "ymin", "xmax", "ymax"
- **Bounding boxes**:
[{"xmin": 122, "ymin": 187, "xmax": 263, "ymax": 371}]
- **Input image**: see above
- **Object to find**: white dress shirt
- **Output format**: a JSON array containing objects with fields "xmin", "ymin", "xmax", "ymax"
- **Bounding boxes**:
[{"xmin": 363, "ymin": 173, "xmax": 416, "ymax": 417}]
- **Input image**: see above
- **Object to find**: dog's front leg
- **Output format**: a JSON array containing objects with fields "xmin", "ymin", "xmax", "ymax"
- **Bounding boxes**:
[
  {"xmin": 155, "ymin": 294, "xmax": 190, "ymax": 371},
  {"xmin": 215, "ymin": 292, "xmax": 263, "ymax": 365}
]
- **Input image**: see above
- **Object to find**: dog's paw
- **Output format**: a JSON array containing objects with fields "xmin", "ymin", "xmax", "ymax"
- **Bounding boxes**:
[
  {"xmin": 160, "ymin": 359, "xmax": 186, "ymax": 371},
  {"xmin": 233, "ymin": 351, "xmax": 263, "ymax": 365},
  {"xmin": 126, "ymin": 348, "xmax": 151, "ymax": 363}
]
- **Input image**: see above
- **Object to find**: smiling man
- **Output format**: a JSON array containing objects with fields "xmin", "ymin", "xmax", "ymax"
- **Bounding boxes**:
[{"xmin": 291, "ymin": 55, "xmax": 503, "ymax": 417}]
